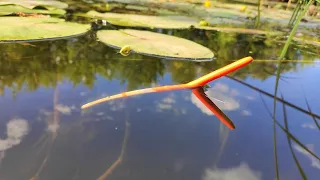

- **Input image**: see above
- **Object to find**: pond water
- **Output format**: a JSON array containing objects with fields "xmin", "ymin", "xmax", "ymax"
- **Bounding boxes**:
[{"xmin": 0, "ymin": 27, "xmax": 319, "ymax": 180}]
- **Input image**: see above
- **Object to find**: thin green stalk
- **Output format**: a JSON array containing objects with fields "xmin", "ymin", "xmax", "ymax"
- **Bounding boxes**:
[
  {"xmin": 273, "ymin": 10, "xmax": 311, "ymax": 176},
  {"xmin": 279, "ymin": 0, "xmax": 314, "ymax": 60},
  {"xmin": 255, "ymin": 0, "xmax": 261, "ymax": 27},
  {"xmin": 282, "ymin": 94, "xmax": 307, "ymax": 180},
  {"xmin": 272, "ymin": 5, "xmax": 315, "ymax": 169},
  {"xmin": 273, "ymin": 0, "xmax": 314, "ymax": 132},
  {"xmin": 289, "ymin": 2, "xmax": 302, "ymax": 26},
  {"xmin": 273, "ymin": 112, "xmax": 279, "ymax": 180}
]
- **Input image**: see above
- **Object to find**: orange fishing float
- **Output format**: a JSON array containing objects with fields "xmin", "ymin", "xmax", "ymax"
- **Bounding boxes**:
[{"xmin": 81, "ymin": 56, "xmax": 253, "ymax": 129}]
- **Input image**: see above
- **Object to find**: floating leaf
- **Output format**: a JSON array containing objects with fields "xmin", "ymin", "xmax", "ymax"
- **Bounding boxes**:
[
  {"xmin": 293, "ymin": 37, "xmax": 320, "ymax": 47},
  {"xmin": 0, "ymin": 5, "xmax": 65, "ymax": 16},
  {"xmin": 196, "ymin": 26, "xmax": 275, "ymax": 35},
  {"xmin": 0, "ymin": 17, "xmax": 91, "ymax": 42},
  {"xmin": 97, "ymin": 29, "xmax": 214, "ymax": 60},
  {"xmin": 81, "ymin": 11, "xmax": 276, "ymax": 35},
  {"xmin": 83, "ymin": 10, "xmax": 198, "ymax": 29},
  {"xmin": 0, "ymin": 0, "xmax": 68, "ymax": 10}
]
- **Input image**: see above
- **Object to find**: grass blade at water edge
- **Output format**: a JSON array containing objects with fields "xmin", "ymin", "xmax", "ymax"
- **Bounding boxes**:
[
  {"xmin": 273, "ymin": 114, "xmax": 279, "ymax": 180},
  {"xmin": 274, "ymin": 0, "xmax": 314, "ymax": 112},
  {"xmin": 288, "ymin": 1, "xmax": 301, "ymax": 26},
  {"xmin": 273, "ymin": 1, "xmax": 314, "ymax": 178},
  {"xmin": 282, "ymin": 94, "xmax": 307, "ymax": 180},
  {"xmin": 255, "ymin": 0, "xmax": 261, "ymax": 27}
]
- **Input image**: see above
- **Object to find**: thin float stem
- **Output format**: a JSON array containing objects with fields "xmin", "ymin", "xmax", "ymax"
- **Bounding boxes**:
[
  {"xmin": 81, "ymin": 57, "xmax": 252, "ymax": 130},
  {"xmin": 81, "ymin": 57, "xmax": 253, "ymax": 109}
]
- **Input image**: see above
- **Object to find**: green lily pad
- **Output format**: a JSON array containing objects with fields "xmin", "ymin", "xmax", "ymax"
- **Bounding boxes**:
[
  {"xmin": 0, "ymin": 5, "xmax": 66, "ymax": 15},
  {"xmin": 196, "ymin": 26, "xmax": 275, "ymax": 35},
  {"xmin": 0, "ymin": 0, "xmax": 68, "ymax": 10},
  {"xmin": 293, "ymin": 37, "xmax": 320, "ymax": 47},
  {"xmin": 97, "ymin": 29, "xmax": 214, "ymax": 60},
  {"xmin": 84, "ymin": 10, "xmax": 198, "ymax": 29},
  {"xmin": 0, "ymin": 17, "xmax": 91, "ymax": 42},
  {"xmin": 82, "ymin": 11, "xmax": 276, "ymax": 35}
]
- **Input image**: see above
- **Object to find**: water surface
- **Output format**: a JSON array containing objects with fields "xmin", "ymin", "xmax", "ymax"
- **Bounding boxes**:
[{"xmin": 0, "ymin": 28, "xmax": 319, "ymax": 180}]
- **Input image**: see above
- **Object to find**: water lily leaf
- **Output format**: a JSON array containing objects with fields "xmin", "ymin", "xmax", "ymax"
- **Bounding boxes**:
[
  {"xmin": 0, "ymin": 0, "xmax": 68, "ymax": 10},
  {"xmin": 84, "ymin": 10, "xmax": 197, "ymax": 29},
  {"xmin": 293, "ymin": 37, "xmax": 320, "ymax": 47},
  {"xmin": 97, "ymin": 29, "xmax": 214, "ymax": 60},
  {"xmin": 82, "ymin": 11, "xmax": 277, "ymax": 35},
  {"xmin": 196, "ymin": 26, "xmax": 276, "ymax": 35},
  {"xmin": 0, "ymin": 17, "xmax": 91, "ymax": 42},
  {"xmin": 0, "ymin": 5, "xmax": 66, "ymax": 15}
]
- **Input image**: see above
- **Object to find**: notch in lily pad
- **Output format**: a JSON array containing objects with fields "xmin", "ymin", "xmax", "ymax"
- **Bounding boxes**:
[{"xmin": 97, "ymin": 29, "xmax": 214, "ymax": 61}]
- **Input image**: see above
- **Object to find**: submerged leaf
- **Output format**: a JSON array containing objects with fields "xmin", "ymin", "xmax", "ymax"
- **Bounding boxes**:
[
  {"xmin": 199, "ymin": 19, "xmax": 209, "ymax": 26},
  {"xmin": 84, "ymin": 10, "xmax": 197, "ymax": 29},
  {"xmin": 81, "ymin": 11, "xmax": 277, "ymax": 35},
  {"xmin": 196, "ymin": 26, "xmax": 277, "ymax": 35},
  {"xmin": 0, "ymin": 17, "xmax": 91, "ymax": 42},
  {"xmin": 0, "ymin": 5, "xmax": 65, "ymax": 16},
  {"xmin": 0, "ymin": 0, "xmax": 68, "ymax": 10},
  {"xmin": 97, "ymin": 29, "xmax": 214, "ymax": 60}
]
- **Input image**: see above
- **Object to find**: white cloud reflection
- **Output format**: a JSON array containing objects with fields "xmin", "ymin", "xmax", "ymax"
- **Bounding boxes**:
[
  {"xmin": 294, "ymin": 144, "xmax": 320, "ymax": 169},
  {"xmin": 156, "ymin": 103, "xmax": 172, "ymax": 112},
  {"xmin": 162, "ymin": 96, "xmax": 176, "ymax": 104},
  {"xmin": 241, "ymin": 110, "xmax": 252, "ymax": 116},
  {"xmin": 301, "ymin": 123, "xmax": 317, "ymax": 130},
  {"xmin": 55, "ymin": 104, "xmax": 72, "ymax": 115},
  {"xmin": 108, "ymin": 100, "xmax": 125, "ymax": 111},
  {"xmin": 203, "ymin": 163, "xmax": 262, "ymax": 180},
  {"xmin": 191, "ymin": 83, "xmax": 240, "ymax": 115},
  {"xmin": 155, "ymin": 94, "xmax": 176, "ymax": 112},
  {"xmin": 0, "ymin": 118, "xmax": 29, "ymax": 151},
  {"xmin": 47, "ymin": 123, "xmax": 59, "ymax": 133},
  {"xmin": 245, "ymin": 95, "xmax": 255, "ymax": 101}
]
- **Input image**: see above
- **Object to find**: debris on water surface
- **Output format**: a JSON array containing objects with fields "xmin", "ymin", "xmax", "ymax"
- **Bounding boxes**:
[
  {"xmin": 119, "ymin": 45, "xmax": 131, "ymax": 56},
  {"xmin": 204, "ymin": 0, "xmax": 211, "ymax": 8},
  {"xmin": 240, "ymin": 5, "xmax": 247, "ymax": 12},
  {"xmin": 199, "ymin": 20, "xmax": 209, "ymax": 26}
]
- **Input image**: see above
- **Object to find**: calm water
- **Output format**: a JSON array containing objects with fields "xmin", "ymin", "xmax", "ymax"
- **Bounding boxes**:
[{"xmin": 0, "ymin": 27, "xmax": 319, "ymax": 180}]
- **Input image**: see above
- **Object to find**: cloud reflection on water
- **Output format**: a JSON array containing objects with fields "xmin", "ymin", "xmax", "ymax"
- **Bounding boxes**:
[
  {"xmin": 0, "ymin": 118, "xmax": 29, "ymax": 165},
  {"xmin": 203, "ymin": 162, "xmax": 262, "ymax": 180},
  {"xmin": 294, "ymin": 144, "xmax": 320, "ymax": 169}
]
